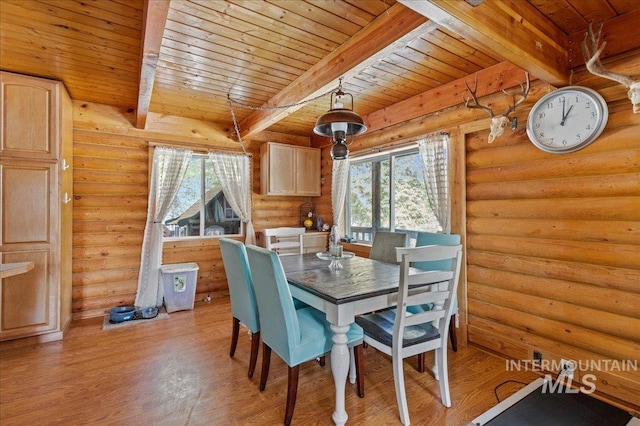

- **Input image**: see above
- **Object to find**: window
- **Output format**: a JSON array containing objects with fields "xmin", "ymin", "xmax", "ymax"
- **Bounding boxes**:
[
  {"xmin": 347, "ymin": 148, "xmax": 441, "ymax": 244},
  {"xmin": 164, "ymin": 154, "xmax": 241, "ymax": 238}
]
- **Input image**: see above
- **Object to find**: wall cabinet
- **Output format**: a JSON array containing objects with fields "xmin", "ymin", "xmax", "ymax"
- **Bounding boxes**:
[
  {"xmin": 260, "ymin": 142, "xmax": 321, "ymax": 196},
  {"xmin": 0, "ymin": 71, "xmax": 73, "ymax": 344}
]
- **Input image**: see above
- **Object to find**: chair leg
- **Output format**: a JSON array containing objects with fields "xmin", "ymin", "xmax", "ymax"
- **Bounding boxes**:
[
  {"xmin": 349, "ymin": 346, "xmax": 356, "ymax": 384},
  {"xmin": 392, "ymin": 353, "xmax": 410, "ymax": 425},
  {"xmin": 417, "ymin": 353, "xmax": 426, "ymax": 373},
  {"xmin": 230, "ymin": 317, "xmax": 240, "ymax": 357},
  {"xmin": 259, "ymin": 343, "xmax": 271, "ymax": 391},
  {"xmin": 284, "ymin": 365, "xmax": 300, "ymax": 426},
  {"xmin": 248, "ymin": 331, "xmax": 260, "ymax": 378},
  {"xmin": 449, "ymin": 315, "xmax": 458, "ymax": 352},
  {"xmin": 354, "ymin": 344, "xmax": 365, "ymax": 397},
  {"xmin": 436, "ymin": 346, "xmax": 452, "ymax": 407}
]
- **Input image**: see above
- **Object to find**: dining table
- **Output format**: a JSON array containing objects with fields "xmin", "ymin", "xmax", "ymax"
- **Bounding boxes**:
[{"xmin": 279, "ymin": 252, "xmax": 403, "ymax": 426}]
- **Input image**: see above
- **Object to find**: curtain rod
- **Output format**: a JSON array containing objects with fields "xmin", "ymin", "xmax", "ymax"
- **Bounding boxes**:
[
  {"xmin": 148, "ymin": 140, "xmax": 251, "ymax": 156},
  {"xmin": 350, "ymin": 131, "xmax": 450, "ymax": 158}
]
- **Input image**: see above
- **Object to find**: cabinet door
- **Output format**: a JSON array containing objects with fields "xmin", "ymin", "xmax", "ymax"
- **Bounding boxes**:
[
  {"xmin": 262, "ymin": 143, "xmax": 296, "ymax": 195},
  {"xmin": 295, "ymin": 147, "xmax": 321, "ymax": 196},
  {"xmin": 0, "ymin": 72, "xmax": 60, "ymax": 160},
  {"xmin": 1, "ymin": 250, "xmax": 57, "ymax": 339},
  {"xmin": 1, "ymin": 161, "xmax": 59, "ymax": 340}
]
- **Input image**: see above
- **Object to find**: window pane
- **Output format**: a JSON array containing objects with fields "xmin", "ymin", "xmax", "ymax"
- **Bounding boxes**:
[
  {"xmin": 347, "ymin": 148, "xmax": 444, "ymax": 244},
  {"xmin": 204, "ymin": 161, "xmax": 241, "ymax": 236},
  {"xmin": 163, "ymin": 156, "xmax": 242, "ymax": 238},
  {"xmin": 165, "ymin": 157, "xmax": 202, "ymax": 237},
  {"xmin": 349, "ymin": 162, "xmax": 373, "ymax": 241},
  {"xmin": 379, "ymin": 159, "xmax": 390, "ymax": 230},
  {"xmin": 393, "ymin": 152, "xmax": 439, "ymax": 233}
]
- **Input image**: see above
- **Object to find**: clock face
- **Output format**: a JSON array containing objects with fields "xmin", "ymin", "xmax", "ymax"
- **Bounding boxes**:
[{"xmin": 526, "ymin": 86, "xmax": 608, "ymax": 154}]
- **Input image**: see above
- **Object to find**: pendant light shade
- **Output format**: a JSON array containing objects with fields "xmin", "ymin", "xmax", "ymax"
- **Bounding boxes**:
[{"xmin": 314, "ymin": 79, "xmax": 366, "ymax": 160}]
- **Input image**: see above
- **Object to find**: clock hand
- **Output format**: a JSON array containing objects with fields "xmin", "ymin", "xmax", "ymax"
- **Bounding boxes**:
[
  {"xmin": 561, "ymin": 104, "xmax": 574, "ymax": 126},
  {"xmin": 561, "ymin": 98, "xmax": 566, "ymax": 125}
]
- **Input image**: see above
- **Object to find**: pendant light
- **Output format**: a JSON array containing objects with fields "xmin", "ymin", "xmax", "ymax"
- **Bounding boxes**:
[{"xmin": 313, "ymin": 78, "xmax": 367, "ymax": 160}]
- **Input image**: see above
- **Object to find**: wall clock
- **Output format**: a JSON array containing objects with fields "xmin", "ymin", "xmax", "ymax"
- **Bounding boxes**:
[{"xmin": 526, "ymin": 86, "xmax": 608, "ymax": 154}]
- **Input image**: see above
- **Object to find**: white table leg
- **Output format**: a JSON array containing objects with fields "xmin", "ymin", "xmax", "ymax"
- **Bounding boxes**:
[{"xmin": 330, "ymin": 324, "xmax": 351, "ymax": 426}]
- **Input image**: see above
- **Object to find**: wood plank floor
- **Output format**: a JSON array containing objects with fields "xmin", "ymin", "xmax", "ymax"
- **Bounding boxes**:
[{"xmin": 0, "ymin": 292, "xmax": 540, "ymax": 425}]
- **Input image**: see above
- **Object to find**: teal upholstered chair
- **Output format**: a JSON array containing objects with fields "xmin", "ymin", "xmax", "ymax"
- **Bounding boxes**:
[
  {"xmin": 219, "ymin": 238, "xmax": 261, "ymax": 378},
  {"xmin": 356, "ymin": 244, "xmax": 463, "ymax": 425},
  {"xmin": 245, "ymin": 244, "xmax": 364, "ymax": 426},
  {"xmin": 369, "ymin": 231, "xmax": 409, "ymax": 264},
  {"xmin": 412, "ymin": 232, "xmax": 461, "ymax": 353}
]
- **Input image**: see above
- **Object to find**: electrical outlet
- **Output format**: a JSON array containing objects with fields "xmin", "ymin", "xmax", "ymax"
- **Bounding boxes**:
[
  {"xmin": 560, "ymin": 358, "xmax": 576, "ymax": 380},
  {"xmin": 533, "ymin": 350, "xmax": 543, "ymax": 364}
]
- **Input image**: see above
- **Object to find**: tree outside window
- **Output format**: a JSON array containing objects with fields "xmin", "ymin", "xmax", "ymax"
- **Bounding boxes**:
[{"xmin": 347, "ymin": 149, "xmax": 440, "ymax": 244}]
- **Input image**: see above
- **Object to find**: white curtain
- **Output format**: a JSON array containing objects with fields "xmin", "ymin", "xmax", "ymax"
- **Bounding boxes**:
[
  {"xmin": 135, "ymin": 147, "xmax": 192, "ymax": 308},
  {"xmin": 417, "ymin": 133, "xmax": 450, "ymax": 233},
  {"xmin": 208, "ymin": 152, "xmax": 255, "ymax": 245},
  {"xmin": 331, "ymin": 158, "xmax": 350, "ymax": 238}
]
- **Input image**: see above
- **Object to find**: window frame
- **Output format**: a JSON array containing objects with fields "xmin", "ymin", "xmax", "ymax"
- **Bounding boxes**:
[
  {"xmin": 345, "ymin": 145, "xmax": 442, "ymax": 245},
  {"xmin": 162, "ymin": 152, "xmax": 243, "ymax": 241}
]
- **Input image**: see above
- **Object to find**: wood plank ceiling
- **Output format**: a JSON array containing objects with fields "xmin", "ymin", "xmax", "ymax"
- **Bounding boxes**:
[{"xmin": 1, "ymin": 0, "xmax": 639, "ymax": 141}]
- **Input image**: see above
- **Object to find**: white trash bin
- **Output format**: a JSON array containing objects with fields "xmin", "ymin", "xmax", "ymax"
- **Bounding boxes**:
[{"xmin": 159, "ymin": 262, "xmax": 199, "ymax": 313}]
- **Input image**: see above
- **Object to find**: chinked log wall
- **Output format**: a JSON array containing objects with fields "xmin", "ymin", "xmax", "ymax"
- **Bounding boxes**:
[{"xmin": 465, "ymin": 103, "xmax": 640, "ymax": 411}]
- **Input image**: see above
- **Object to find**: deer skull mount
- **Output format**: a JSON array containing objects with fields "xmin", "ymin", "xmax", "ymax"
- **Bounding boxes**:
[
  {"xmin": 464, "ymin": 72, "xmax": 531, "ymax": 143},
  {"xmin": 581, "ymin": 22, "xmax": 639, "ymax": 113}
]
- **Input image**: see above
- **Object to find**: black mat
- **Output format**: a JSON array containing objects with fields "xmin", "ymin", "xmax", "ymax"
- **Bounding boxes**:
[{"xmin": 486, "ymin": 381, "xmax": 632, "ymax": 426}]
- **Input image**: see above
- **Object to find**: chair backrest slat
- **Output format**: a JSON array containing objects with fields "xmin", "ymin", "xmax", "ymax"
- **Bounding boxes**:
[
  {"xmin": 405, "ymin": 270, "xmax": 454, "ymax": 287},
  {"xmin": 405, "ymin": 309, "xmax": 445, "ymax": 327},
  {"xmin": 406, "ymin": 289, "xmax": 449, "ymax": 307}
]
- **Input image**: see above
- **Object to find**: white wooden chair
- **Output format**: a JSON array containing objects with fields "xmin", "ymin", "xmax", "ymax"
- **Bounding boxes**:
[
  {"xmin": 355, "ymin": 244, "xmax": 463, "ymax": 425},
  {"xmin": 263, "ymin": 227, "xmax": 305, "ymax": 255}
]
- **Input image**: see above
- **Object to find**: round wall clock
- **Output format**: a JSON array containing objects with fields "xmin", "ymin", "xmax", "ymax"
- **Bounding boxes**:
[{"xmin": 526, "ymin": 86, "xmax": 608, "ymax": 154}]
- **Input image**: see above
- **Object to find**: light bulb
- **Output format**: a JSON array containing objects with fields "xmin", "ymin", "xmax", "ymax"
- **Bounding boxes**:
[{"xmin": 331, "ymin": 122, "xmax": 348, "ymax": 133}]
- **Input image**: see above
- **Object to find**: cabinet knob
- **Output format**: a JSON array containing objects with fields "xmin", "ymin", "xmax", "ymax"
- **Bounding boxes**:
[
  {"xmin": 63, "ymin": 193, "xmax": 71, "ymax": 204},
  {"xmin": 62, "ymin": 159, "xmax": 70, "ymax": 170}
]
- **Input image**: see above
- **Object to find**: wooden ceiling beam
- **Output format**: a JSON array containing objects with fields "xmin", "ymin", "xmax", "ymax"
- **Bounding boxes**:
[
  {"xmin": 365, "ymin": 61, "xmax": 533, "ymax": 134},
  {"xmin": 237, "ymin": 2, "xmax": 429, "ymax": 140},
  {"xmin": 310, "ymin": 61, "xmax": 534, "ymax": 148},
  {"xmin": 399, "ymin": 0, "xmax": 569, "ymax": 86},
  {"xmin": 136, "ymin": 0, "xmax": 170, "ymax": 129}
]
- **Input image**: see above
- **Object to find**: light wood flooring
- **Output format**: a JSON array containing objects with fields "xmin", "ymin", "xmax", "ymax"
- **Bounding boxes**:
[{"xmin": 0, "ymin": 292, "xmax": 540, "ymax": 425}]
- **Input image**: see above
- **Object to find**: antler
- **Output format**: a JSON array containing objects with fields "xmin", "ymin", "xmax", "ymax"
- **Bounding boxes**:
[
  {"xmin": 581, "ymin": 22, "xmax": 634, "ymax": 87},
  {"xmin": 464, "ymin": 73, "xmax": 495, "ymax": 118},
  {"xmin": 581, "ymin": 21, "xmax": 639, "ymax": 113},
  {"xmin": 499, "ymin": 72, "xmax": 530, "ymax": 118},
  {"xmin": 463, "ymin": 72, "xmax": 531, "ymax": 143}
]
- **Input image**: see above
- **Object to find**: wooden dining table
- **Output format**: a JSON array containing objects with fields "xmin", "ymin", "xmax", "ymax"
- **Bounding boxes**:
[{"xmin": 280, "ymin": 252, "xmax": 402, "ymax": 426}]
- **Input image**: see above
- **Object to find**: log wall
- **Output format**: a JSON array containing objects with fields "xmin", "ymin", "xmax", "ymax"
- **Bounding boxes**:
[
  {"xmin": 71, "ymin": 104, "xmax": 316, "ymax": 319},
  {"xmin": 465, "ymin": 105, "xmax": 640, "ymax": 411}
]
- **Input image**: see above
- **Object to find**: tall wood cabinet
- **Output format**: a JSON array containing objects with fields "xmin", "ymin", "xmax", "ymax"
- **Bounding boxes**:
[
  {"xmin": 260, "ymin": 142, "xmax": 321, "ymax": 196},
  {"xmin": 0, "ymin": 71, "xmax": 73, "ymax": 344}
]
